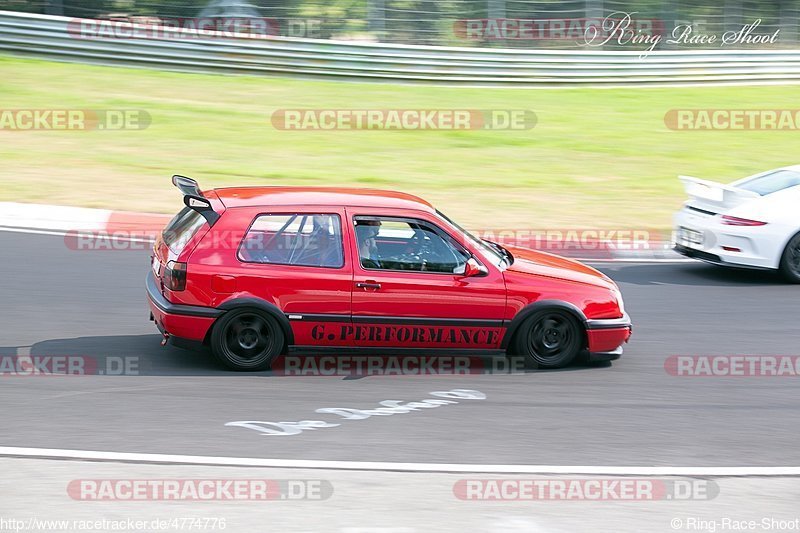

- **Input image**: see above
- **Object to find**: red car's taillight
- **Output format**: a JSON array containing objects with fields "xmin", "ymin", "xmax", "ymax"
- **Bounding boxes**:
[
  {"xmin": 720, "ymin": 215, "xmax": 767, "ymax": 226},
  {"xmin": 165, "ymin": 261, "xmax": 187, "ymax": 291}
]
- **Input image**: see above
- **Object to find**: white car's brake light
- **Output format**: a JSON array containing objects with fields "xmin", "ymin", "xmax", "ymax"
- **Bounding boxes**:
[{"xmin": 720, "ymin": 215, "xmax": 767, "ymax": 226}]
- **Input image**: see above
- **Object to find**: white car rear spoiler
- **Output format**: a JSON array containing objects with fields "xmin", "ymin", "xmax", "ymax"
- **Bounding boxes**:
[{"xmin": 679, "ymin": 175, "xmax": 760, "ymax": 209}]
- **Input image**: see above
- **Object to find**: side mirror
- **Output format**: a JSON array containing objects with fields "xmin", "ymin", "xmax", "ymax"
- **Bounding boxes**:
[{"xmin": 460, "ymin": 258, "xmax": 488, "ymax": 277}]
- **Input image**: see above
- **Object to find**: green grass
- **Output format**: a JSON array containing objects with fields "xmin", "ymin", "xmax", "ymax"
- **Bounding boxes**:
[{"xmin": 0, "ymin": 54, "xmax": 798, "ymax": 230}]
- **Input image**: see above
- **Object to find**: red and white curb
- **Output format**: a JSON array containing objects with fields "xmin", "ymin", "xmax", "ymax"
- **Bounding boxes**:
[
  {"xmin": 0, "ymin": 201, "xmax": 687, "ymax": 262},
  {"xmin": 0, "ymin": 201, "xmax": 171, "ymax": 235}
]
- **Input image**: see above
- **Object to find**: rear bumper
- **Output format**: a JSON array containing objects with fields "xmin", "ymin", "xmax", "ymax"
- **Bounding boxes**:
[
  {"xmin": 673, "ymin": 208, "xmax": 780, "ymax": 269},
  {"xmin": 585, "ymin": 313, "xmax": 631, "ymax": 361},
  {"xmin": 673, "ymin": 244, "xmax": 773, "ymax": 270},
  {"xmin": 146, "ymin": 272, "xmax": 221, "ymax": 342}
]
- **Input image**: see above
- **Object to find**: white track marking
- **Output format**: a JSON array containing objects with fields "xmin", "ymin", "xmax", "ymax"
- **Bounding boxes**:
[
  {"xmin": 0, "ymin": 226, "xmax": 155, "ymax": 244},
  {"xmin": 40, "ymin": 385, "xmax": 171, "ymax": 401},
  {"xmin": 584, "ymin": 258, "xmax": 693, "ymax": 263},
  {"xmin": 0, "ymin": 227, "xmax": 86, "ymax": 237},
  {"xmin": 489, "ymin": 518, "xmax": 553, "ymax": 533},
  {"xmin": 0, "ymin": 447, "xmax": 797, "ymax": 476}
]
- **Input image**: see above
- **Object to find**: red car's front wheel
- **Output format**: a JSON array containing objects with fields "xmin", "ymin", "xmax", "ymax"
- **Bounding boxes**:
[{"xmin": 513, "ymin": 310, "xmax": 584, "ymax": 369}]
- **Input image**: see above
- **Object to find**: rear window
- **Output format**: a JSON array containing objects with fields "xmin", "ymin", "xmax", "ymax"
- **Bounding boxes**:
[
  {"xmin": 738, "ymin": 170, "xmax": 800, "ymax": 196},
  {"xmin": 238, "ymin": 213, "xmax": 344, "ymax": 268},
  {"xmin": 163, "ymin": 207, "xmax": 207, "ymax": 253}
]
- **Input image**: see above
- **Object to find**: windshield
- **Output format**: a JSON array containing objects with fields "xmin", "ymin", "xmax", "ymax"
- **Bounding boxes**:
[
  {"xmin": 436, "ymin": 210, "xmax": 508, "ymax": 269},
  {"xmin": 737, "ymin": 170, "xmax": 800, "ymax": 196}
]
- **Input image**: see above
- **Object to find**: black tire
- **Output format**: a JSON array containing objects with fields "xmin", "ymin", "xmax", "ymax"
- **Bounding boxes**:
[
  {"xmin": 512, "ymin": 309, "xmax": 584, "ymax": 369},
  {"xmin": 210, "ymin": 308, "xmax": 284, "ymax": 371},
  {"xmin": 779, "ymin": 232, "xmax": 800, "ymax": 283}
]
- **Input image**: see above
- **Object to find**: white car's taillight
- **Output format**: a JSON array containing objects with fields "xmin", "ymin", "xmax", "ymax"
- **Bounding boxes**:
[{"xmin": 720, "ymin": 215, "xmax": 767, "ymax": 226}]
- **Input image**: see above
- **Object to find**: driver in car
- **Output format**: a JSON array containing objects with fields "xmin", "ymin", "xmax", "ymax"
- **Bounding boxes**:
[{"xmin": 355, "ymin": 219, "xmax": 382, "ymax": 269}]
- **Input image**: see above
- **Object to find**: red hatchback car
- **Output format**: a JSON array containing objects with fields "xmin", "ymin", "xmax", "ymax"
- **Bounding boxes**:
[{"xmin": 147, "ymin": 176, "xmax": 631, "ymax": 371}]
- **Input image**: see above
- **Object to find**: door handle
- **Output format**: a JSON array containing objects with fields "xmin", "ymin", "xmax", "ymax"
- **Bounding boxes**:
[{"xmin": 356, "ymin": 282, "xmax": 381, "ymax": 290}]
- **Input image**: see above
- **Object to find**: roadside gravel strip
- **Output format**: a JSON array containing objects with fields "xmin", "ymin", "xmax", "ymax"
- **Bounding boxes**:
[
  {"xmin": 1, "ymin": 459, "xmax": 799, "ymax": 533},
  {"xmin": 0, "ymin": 202, "xmax": 683, "ymax": 262}
]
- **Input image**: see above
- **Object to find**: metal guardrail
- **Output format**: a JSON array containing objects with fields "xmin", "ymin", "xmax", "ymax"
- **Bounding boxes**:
[{"xmin": 2, "ymin": 10, "xmax": 800, "ymax": 85}]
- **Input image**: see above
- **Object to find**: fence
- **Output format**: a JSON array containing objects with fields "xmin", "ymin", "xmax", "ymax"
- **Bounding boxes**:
[
  {"xmin": 1, "ymin": 10, "xmax": 800, "ymax": 86},
  {"xmin": 2, "ymin": 0, "xmax": 798, "ymax": 47}
]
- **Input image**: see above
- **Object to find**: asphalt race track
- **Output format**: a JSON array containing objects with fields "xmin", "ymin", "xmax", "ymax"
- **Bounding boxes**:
[{"xmin": 1, "ymin": 230, "xmax": 799, "ymax": 467}]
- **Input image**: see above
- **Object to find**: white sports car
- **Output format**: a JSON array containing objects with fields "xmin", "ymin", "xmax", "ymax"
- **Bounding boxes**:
[{"xmin": 673, "ymin": 165, "xmax": 800, "ymax": 282}]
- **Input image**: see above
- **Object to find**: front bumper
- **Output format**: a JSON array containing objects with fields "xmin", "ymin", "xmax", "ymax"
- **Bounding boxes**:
[
  {"xmin": 588, "ymin": 346, "xmax": 623, "ymax": 362},
  {"xmin": 585, "ymin": 313, "xmax": 632, "ymax": 361},
  {"xmin": 146, "ymin": 271, "xmax": 221, "ymax": 342}
]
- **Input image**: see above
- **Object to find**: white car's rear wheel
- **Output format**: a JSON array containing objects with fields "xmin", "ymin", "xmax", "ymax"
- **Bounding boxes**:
[{"xmin": 779, "ymin": 232, "xmax": 800, "ymax": 283}]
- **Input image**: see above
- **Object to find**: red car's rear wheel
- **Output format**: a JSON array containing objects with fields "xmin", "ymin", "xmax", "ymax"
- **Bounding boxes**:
[{"xmin": 210, "ymin": 308, "xmax": 284, "ymax": 371}]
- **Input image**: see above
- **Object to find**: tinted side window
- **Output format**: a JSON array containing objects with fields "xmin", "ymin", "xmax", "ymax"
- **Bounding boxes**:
[
  {"xmin": 239, "ymin": 214, "xmax": 344, "ymax": 268},
  {"xmin": 354, "ymin": 217, "xmax": 469, "ymax": 273}
]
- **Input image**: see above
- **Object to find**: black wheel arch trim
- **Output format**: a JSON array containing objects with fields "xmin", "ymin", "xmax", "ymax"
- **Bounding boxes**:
[
  {"xmin": 215, "ymin": 297, "xmax": 295, "ymax": 346},
  {"xmin": 501, "ymin": 300, "xmax": 588, "ymax": 349},
  {"xmin": 500, "ymin": 300, "xmax": 630, "ymax": 349}
]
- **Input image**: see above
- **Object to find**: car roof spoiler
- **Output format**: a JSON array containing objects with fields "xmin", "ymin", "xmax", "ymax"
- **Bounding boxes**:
[
  {"xmin": 679, "ymin": 175, "xmax": 759, "ymax": 208},
  {"xmin": 172, "ymin": 174, "xmax": 220, "ymax": 225}
]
